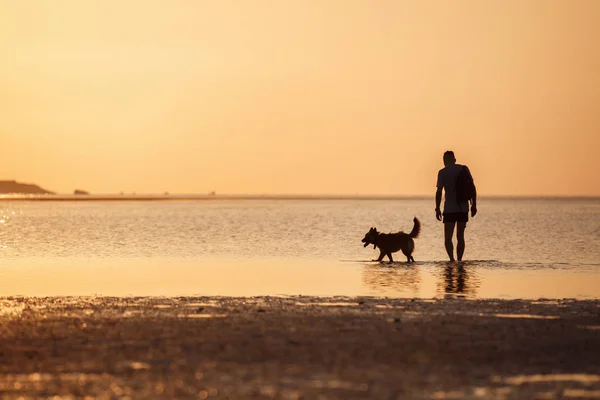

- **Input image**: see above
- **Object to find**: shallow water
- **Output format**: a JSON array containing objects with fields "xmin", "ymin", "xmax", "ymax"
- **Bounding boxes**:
[{"xmin": 0, "ymin": 198, "xmax": 599, "ymax": 298}]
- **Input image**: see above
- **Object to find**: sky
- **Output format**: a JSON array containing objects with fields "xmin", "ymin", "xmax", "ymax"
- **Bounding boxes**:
[{"xmin": 1, "ymin": 0, "xmax": 599, "ymax": 196}]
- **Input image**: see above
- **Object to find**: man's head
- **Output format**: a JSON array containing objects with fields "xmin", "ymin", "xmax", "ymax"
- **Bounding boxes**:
[{"xmin": 443, "ymin": 150, "xmax": 456, "ymax": 166}]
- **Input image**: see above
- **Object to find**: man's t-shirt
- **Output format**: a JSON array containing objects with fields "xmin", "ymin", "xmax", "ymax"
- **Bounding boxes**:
[{"xmin": 436, "ymin": 164, "xmax": 473, "ymax": 213}]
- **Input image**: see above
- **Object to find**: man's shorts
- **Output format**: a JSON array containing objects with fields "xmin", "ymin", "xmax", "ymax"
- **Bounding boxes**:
[{"xmin": 443, "ymin": 212, "xmax": 468, "ymax": 223}]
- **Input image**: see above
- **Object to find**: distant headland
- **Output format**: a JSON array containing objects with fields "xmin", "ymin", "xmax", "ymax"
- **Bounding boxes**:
[{"xmin": 0, "ymin": 180, "xmax": 55, "ymax": 195}]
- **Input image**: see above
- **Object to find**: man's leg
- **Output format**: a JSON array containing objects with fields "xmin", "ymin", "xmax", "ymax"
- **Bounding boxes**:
[
  {"xmin": 456, "ymin": 222, "xmax": 467, "ymax": 261},
  {"xmin": 444, "ymin": 222, "xmax": 456, "ymax": 262}
]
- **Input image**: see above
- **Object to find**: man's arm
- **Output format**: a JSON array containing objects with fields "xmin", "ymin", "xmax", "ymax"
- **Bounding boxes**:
[
  {"xmin": 467, "ymin": 167, "xmax": 477, "ymax": 217},
  {"xmin": 470, "ymin": 184, "xmax": 477, "ymax": 216},
  {"xmin": 435, "ymin": 187, "xmax": 443, "ymax": 221}
]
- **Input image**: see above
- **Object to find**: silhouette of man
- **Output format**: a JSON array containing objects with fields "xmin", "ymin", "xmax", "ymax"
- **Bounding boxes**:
[{"xmin": 435, "ymin": 151, "xmax": 477, "ymax": 261}]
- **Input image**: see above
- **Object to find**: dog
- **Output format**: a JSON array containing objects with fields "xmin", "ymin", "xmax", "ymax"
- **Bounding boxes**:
[{"xmin": 361, "ymin": 217, "xmax": 420, "ymax": 262}]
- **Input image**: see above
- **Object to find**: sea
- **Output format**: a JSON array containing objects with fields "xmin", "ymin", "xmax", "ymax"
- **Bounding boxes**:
[{"xmin": 0, "ymin": 196, "xmax": 599, "ymax": 299}]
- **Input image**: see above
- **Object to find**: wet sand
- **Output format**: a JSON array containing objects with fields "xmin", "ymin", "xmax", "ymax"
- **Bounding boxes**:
[{"xmin": 1, "ymin": 296, "xmax": 599, "ymax": 399}]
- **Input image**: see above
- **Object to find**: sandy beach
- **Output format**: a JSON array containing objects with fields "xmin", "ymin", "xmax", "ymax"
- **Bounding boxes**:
[{"xmin": 1, "ymin": 296, "xmax": 599, "ymax": 399}]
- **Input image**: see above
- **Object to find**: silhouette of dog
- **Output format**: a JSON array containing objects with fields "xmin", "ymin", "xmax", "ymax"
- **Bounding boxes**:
[{"xmin": 362, "ymin": 217, "xmax": 420, "ymax": 262}]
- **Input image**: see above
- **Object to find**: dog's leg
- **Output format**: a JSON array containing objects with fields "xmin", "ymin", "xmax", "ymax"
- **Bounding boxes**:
[
  {"xmin": 377, "ymin": 251, "xmax": 385, "ymax": 262},
  {"xmin": 387, "ymin": 253, "xmax": 393, "ymax": 262}
]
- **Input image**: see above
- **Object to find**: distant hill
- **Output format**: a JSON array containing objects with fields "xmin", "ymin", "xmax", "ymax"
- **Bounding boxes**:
[{"xmin": 0, "ymin": 180, "xmax": 54, "ymax": 195}]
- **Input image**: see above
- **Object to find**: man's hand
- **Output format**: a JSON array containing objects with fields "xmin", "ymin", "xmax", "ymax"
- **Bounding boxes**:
[
  {"xmin": 471, "ymin": 205, "xmax": 477, "ymax": 217},
  {"xmin": 435, "ymin": 208, "xmax": 442, "ymax": 221}
]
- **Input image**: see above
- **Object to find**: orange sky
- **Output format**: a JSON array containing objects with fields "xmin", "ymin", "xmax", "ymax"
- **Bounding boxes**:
[{"xmin": 1, "ymin": 1, "xmax": 599, "ymax": 196}]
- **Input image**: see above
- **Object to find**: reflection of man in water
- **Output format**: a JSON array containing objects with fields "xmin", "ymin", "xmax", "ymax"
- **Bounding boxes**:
[
  {"xmin": 435, "ymin": 151, "xmax": 477, "ymax": 261},
  {"xmin": 435, "ymin": 262, "xmax": 479, "ymax": 298},
  {"xmin": 445, "ymin": 263, "xmax": 466, "ymax": 294}
]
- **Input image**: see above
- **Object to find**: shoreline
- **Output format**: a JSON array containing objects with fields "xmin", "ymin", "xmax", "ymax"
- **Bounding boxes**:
[{"xmin": 1, "ymin": 296, "xmax": 599, "ymax": 398}]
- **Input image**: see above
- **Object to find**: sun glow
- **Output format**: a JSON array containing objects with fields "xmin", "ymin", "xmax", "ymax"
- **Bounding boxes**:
[{"xmin": 1, "ymin": 1, "xmax": 599, "ymax": 196}]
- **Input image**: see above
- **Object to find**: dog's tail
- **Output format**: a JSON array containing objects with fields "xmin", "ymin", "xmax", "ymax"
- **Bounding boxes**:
[{"xmin": 409, "ymin": 217, "xmax": 420, "ymax": 239}]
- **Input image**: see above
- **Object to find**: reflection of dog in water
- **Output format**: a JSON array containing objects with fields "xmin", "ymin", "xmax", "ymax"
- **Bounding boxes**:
[{"xmin": 361, "ymin": 217, "xmax": 420, "ymax": 262}]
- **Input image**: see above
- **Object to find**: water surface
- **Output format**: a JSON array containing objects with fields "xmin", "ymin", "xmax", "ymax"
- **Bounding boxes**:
[{"xmin": 0, "ymin": 198, "xmax": 598, "ymax": 298}]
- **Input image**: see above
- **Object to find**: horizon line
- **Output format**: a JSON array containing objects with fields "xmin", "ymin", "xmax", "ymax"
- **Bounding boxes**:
[{"xmin": 1, "ymin": 193, "xmax": 599, "ymax": 201}]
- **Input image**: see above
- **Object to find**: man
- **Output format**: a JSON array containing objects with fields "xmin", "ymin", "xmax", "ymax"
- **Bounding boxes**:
[{"xmin": 435, "ymin": 151, "xmax": 477, "ymax": 262}]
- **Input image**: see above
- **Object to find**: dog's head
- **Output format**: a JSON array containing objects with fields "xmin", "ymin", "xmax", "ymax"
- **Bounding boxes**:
[{"xmin": 361, "ymin": 227, "xmax": 379, "ymax": 249}]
